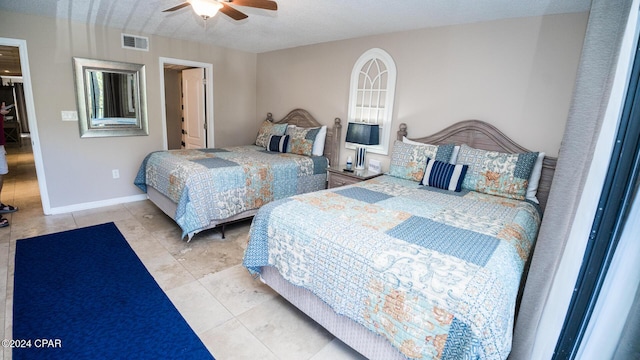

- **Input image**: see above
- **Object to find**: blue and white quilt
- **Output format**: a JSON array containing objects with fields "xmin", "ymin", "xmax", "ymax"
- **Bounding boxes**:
[
  {"xmin": 135, "ymin": 145, "xmax": 327, "ymax": 238},
  {"xmin": 244, "ymin": 175, "xmax": 541, "ymax": 360}
]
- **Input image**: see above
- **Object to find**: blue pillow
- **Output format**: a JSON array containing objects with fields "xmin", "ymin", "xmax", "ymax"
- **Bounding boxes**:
[
  {"xmin": 267, "ymin": 134, "xmax": 289, "ymax": 153},
  {"xmin": 420, "ymin": 159, "xmax": 468, "ymax": 192}
]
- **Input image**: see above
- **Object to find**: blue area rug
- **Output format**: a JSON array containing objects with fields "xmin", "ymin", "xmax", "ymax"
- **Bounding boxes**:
[{"xmin": 13, "ymin": 222, "xmax": 214, "ymax": 359}]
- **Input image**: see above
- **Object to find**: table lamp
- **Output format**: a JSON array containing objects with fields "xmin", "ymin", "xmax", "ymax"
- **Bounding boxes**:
[{"xmin": 346, "ymin": 123, "xmax": 380, "ymax": 170}]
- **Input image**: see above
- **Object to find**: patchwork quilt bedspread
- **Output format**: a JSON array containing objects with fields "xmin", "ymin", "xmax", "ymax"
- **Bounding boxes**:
[
  {"xmin": 134, "ymin": 145, "xmax": 327, "ymax": 238},
  {"xmin": 244, "ymin": 175, "xmax": 541, "ymax": 360}
]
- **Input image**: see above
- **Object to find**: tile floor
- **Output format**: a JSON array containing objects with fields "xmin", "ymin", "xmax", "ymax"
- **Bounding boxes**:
[{"xmin": 0, "ymin": 142, "xmax": 366, "ymax": 360}]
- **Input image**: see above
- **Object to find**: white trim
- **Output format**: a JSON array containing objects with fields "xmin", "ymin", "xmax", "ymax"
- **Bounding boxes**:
[
  {"xmin": 576, "ymin": 3, "xmax": 640, "ymax": 358},
  {"xmin": 1, "ymin": 76, "xmax": 23, "ymax": 85},
  {"xmin": 531, "ymin": 3, "xmax": 640, "ymax": 358},
  {"xmin": 346, "ymin": 48, "xmax": 396, "ymax": 156},
  {"xmin": 47, "ymin": 194, "xmax": 148, "ymax": 215},
  {"xmin": 158, "ymin": 57, "xmax": 214, "ymax": 150},
  {"xmin": 0, "ymin": 37, "xmax": 51, "ymax": 214},
  {"xmin": 577, "ymin": 187, "xmax": 640, "ymax": 359}
]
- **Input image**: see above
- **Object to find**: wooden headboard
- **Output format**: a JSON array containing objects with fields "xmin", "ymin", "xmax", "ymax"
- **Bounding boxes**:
[
  {"xmin": 267, "ymin": 109, "xmax": 342, "ymax": 167},
  {"xmin": 398, "ymin": 120, "xmax": 557, "ymax": 211}
]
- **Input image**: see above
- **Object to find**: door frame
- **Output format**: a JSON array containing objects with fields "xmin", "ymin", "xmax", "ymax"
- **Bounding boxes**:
[
  {"xmin": 0, "ymin": 37, "xmax": 51, "ymax": 214},
  {"xmin": 159, "ymin": 57, "xmax": 214, "ymax": 150}
]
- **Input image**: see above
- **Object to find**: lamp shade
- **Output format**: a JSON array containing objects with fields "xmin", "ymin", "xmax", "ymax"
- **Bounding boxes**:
[
  {"xmin": 346, "ymin": 123, "xmax": 380, "ymax": 145},
  {"xmin": 191, "ymin": 0, "xmax": 223, "ymax": 19}
]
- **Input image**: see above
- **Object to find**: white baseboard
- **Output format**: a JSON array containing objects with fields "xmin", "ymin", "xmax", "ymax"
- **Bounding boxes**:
[{"xmin": 45, "ymin": 194, "xmax": 149, "ymax": 215}]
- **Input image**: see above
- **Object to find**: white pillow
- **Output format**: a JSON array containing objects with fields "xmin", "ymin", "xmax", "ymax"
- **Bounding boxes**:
[
  {"xmin": 526, "ymin": 152, "xmax": 545, "ymax": 204},
  {"xmin": 312, "ymin": 125, "xmax": 327, "ymax": 156},
  {"xmin": 402, "ymin": 136, "xmax": 423, "ymax": 146},
  {"xmin": 450, "ymin": 145, "xmax": 460, "ymax": 165},
  {"xmin": 404, "ymin": 136, "xmax": 459, "ymax": 165}
]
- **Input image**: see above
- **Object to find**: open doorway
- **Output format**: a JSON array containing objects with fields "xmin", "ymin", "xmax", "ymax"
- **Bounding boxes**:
[
  {"xmin": 0, "ymin": 38, "xmax": 49, "ymax": 214},
  {"xmin": 159, "ymin": 58, "xmax": 214, "ymax": 150}
]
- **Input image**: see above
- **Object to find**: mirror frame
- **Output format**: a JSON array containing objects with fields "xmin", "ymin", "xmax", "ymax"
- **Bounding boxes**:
[{"xmin": 73, "ymin": 57, "xmax": 149, "ymax": 137}]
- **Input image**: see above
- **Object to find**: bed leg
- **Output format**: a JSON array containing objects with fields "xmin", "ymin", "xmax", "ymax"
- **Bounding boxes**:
[{"xmin": 221, "ymin": 224, "xmax": 226, "ymax": 239}]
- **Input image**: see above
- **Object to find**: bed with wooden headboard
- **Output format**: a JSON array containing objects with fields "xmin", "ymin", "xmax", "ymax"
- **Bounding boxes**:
[
  {"xmin": 136, "ymin": 108, "xmax": 342, "ymax": 239},
  {"xmin": 246, "ymin": 119, "xmax": 557, "ymax": 359},
  {"xmin": 397, "ymin": 120, "xmax": 557, "ymax": 210}
]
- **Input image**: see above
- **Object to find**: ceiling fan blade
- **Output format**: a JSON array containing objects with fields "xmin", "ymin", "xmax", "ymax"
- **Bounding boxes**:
[
  {"xmin": 229, "ymin": 0, "xmax": 277, "ymax": 11},
  {"xmin": 220, "ymin": 3, "xmax": 248, "ymax": 20},
  {"xmin": 162, "ymin": 2, "xmax": 191, "ymax": 12}
]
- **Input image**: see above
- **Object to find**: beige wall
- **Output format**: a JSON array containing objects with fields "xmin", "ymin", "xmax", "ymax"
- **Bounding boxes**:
[
  {"xmin": 0, "ymin": 10, "xmax": 588, "ymax": 211},
  {"xmin": 257, "ymin": 13, "xmax": 589, "ymax": 170},
  {"xmin": 0, "ymin": 11, "xmax": 257, "ymax": 210}
]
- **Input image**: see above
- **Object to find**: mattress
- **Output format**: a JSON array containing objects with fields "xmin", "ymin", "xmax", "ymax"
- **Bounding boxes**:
[
  {"xmin": 135, "ymin": 145, "xmax": 328, "ymax": 238},
  {"xmin": 244, "ymin": 174, "xmax": 541, "ymax": 359}
]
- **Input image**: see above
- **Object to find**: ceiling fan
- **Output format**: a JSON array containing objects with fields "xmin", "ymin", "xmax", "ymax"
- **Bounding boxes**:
[{"xmin": 163, "ymin": 0, "xmax": 278, "ymax": 21}]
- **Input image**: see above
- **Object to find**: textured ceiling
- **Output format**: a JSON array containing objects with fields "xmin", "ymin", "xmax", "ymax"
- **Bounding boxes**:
[{"xmin": 1, "ymin": 0, "xmax": 591, "ymax": 55}]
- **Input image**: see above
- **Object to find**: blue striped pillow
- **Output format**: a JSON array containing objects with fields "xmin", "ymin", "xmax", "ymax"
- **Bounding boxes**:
[
  {"xmin": 420, "ymin": 159, "xmax": 468, "ymax": 192},
  {"xmin": 267, "ymin": 134, "xmax": 289, "ymax": 153}
]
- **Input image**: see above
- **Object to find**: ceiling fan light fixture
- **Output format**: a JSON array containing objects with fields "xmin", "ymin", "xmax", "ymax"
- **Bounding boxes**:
[{"xmin": 190, "ymin": 0, "xmax": 223, "ymax": 20}]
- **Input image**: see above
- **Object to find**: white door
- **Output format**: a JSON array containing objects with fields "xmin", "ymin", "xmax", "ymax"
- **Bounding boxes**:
[{"xmin": 182, "ymin": 68, "xmax": 206, "ymax": 149}]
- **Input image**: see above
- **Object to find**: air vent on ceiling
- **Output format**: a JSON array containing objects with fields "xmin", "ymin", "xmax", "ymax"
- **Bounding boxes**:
[{"xmin": 121, "ymin": 34, "xmax": 149, "ymax": 51}]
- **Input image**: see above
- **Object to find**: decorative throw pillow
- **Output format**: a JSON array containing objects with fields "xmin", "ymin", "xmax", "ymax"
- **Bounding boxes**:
[
  {"xmin": 266, "ymin": 135, "xmax": 289, "ymax": 153},
  {"xmin": 255, "ymin": 121, "xmax": 288, "ymax": 148},
  {"xmin": 456, "ymin": 144, "xmax": 539, "ymax": 200},
  {"xmin": 287, "ymin": 125, "xmax": 327, "ymax": 156},
  {"xmin": 403, "ymin": 136, "xmax": 459, "ymax": 164},
  {"xmin": 285, "ymin": 124, "xmax": 297, "ymax": 135},
  {"xmin": 420, "ymin": 159, "xmax": 468, "ymax": 192},
  {"xmin": 288, "ymin": 127, "xmax": 320, "ymax": 156},
  {"xmin": 388, "ymin": 140, "xmax": 455, "ymax": 182}
]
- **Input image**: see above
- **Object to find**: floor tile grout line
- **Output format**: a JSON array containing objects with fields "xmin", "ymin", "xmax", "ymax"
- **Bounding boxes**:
[
  {"xmin": 233, "ymin": 305, "xmax": 284, "ymax": 360},
  {"xmin": 1, "ymin": 144, "xmax": 349, "ymax": 360}
]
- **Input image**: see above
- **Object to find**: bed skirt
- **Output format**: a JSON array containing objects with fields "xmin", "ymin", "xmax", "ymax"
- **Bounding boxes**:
[
  {"xmin": 147, "ymin": 186, "xmax": 258, "ymax": 239},
  {"xmin": 260, "ymin": 266, "xmax": 405, "ymax": 360}
]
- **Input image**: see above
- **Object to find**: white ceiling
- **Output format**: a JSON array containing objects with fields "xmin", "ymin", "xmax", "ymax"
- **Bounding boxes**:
[{"xmin": 0, "ymin": 0, "xmax": 592, "ymax": 54}]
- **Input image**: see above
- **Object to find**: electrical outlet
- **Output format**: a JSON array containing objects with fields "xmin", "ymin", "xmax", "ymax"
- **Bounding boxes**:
[{"xmin": 112, "ymin": 169, "xmax": 120, "ymax": 179}]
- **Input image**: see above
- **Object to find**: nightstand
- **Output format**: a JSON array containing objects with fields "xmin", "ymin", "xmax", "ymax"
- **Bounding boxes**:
[{"xmin": 327, "ymin": 166, "xmax": 383, "ymax": 188}]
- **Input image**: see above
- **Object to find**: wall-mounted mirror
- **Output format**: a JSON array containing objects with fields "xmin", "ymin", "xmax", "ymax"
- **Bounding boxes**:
[{"xmin": 73, "ymin": 57, "xmax": 148, "ymax": 137}]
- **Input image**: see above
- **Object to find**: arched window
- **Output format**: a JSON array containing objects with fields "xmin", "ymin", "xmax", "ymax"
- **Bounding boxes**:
[{"xmin": 346, "ymin": 48, "xmax": 397, "ymax": 155}]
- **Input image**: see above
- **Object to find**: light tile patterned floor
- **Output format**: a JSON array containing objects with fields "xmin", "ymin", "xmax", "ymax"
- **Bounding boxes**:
[{"xmin": 0, "ymin": 141, "xmax": 366, "ymax": 360}]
